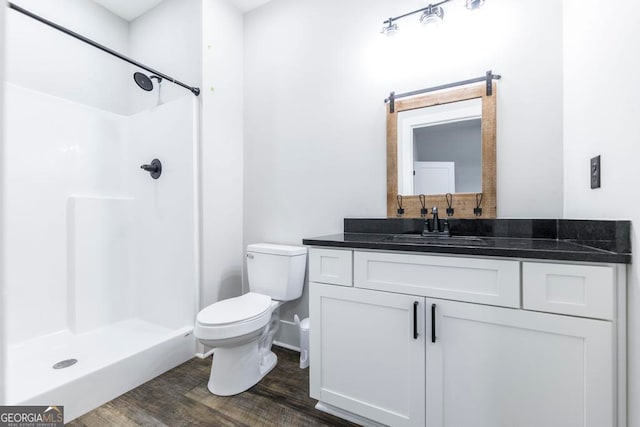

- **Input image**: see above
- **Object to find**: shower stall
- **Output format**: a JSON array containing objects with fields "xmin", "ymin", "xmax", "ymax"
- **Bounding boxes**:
[{"xmin": 2, "ymin": 2, "xmax": 201, "ymax": 421}]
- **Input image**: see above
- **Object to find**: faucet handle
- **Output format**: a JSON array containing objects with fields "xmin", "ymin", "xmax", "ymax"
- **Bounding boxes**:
[
  {"xmin": 442, "ymin": 218, "xmax": 451, "ymax": 234},
  {"xmin": 432, "ymin": 206, "xmax": 438, "ymax": 214}
]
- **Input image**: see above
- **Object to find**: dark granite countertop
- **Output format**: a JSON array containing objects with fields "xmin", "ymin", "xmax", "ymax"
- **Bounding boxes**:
[{"xmin": 302, "ymin": 219, "xmax": 631, "ymax": 264}]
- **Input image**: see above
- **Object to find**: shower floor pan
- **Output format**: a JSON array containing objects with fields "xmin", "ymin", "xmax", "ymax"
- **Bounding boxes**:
[{"xmin": 7, "ymin": 319, "xmax": 195, "ymax": 422}]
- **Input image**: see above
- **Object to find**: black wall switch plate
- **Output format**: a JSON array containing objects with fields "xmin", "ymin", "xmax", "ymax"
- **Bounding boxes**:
[{"xmin": 591, "ymin": 155, "xmax": 601, "ymax": 189}]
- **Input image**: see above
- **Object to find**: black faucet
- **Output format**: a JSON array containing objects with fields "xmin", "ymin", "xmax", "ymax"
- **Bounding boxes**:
[
  {"xmin": 431, "ymin": 207, "xmax": 439, "ymax": 231},
  {"xmin": 422, "ymin": 206, "xmax": 451, "ymax": 236}
]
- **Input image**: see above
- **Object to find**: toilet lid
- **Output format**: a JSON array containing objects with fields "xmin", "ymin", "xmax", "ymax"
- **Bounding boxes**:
[{"xmin": 197, "ymin": 292, "xmax": 272, "ymax": 326}]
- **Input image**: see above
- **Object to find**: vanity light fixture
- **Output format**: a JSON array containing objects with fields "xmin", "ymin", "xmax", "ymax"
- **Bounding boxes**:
[
  {"xmin": 381, "ymin": 0, "xmax": 487, "ymax": 36},
  {"xmin": 420, "ymin": 5, "xmax": 444, "ymax": 26},
  {"xmin": 465, "ymin": 0, "xmax": 485, "ymax": 10},
  {"xmin": 381, "ymin": 18, "xmax": 399, "ymax": 36}
]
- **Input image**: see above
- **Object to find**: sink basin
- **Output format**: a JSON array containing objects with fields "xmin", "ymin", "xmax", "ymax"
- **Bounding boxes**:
[{"xmin": 386, "ymin": 234, "xmax": 489, "ymax": 246}]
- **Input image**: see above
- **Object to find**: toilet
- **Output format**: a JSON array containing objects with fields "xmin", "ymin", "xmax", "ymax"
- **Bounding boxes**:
[{"xmin": 194, "ymin": 243, "xmax": 307, "ymax": 396}]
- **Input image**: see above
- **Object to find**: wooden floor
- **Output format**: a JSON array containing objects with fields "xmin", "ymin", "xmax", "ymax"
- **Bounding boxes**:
[{"xmin": 68, "ymin": 347, "xmax": 357, "ymax": 427}]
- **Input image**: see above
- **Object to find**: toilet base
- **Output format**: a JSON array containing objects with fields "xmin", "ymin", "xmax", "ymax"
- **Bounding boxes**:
[
  {"xmin": 207, "ymin": 341, "xmax": 278, "ymax": 396},
  {"xmin": 203, "ymin": 303, "xmax": 283, "ymax": 396}
]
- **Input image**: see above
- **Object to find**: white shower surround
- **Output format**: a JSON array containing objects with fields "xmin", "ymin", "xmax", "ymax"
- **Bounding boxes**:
[{"xmin": 3, "ymin": 84, "xmax": 200, "ymax": 421}]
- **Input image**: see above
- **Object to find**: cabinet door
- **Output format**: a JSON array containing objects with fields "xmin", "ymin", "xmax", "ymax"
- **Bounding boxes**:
[
  {"xmin": 425, "ymin": 298, "xmax": 614, "ymax": 427},
  {"xmin": 310, "ymin": 282, "xmax": 426, "ymax": 427}
]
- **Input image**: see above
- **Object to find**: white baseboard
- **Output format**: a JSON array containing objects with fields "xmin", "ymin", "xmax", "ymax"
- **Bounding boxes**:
[
  {"xmin": 273, "ymin": 341, "xmax": 300, "ymax": 352},
  {"xmin": 195, "ymin": 348, "xmax": 214, "ymax": 359},
  {"xmin": 315, "ymin": 402, "xmax": 385, "ymax": 427},
  {"xmin": 273, "ymin": 319, "xmax": 300, "ymax": 349}
]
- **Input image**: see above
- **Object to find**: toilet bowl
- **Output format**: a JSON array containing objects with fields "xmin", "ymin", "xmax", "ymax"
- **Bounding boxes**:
[{"xmin": 195, "ymin": 243, "xmax": 307, "ymax": 396}]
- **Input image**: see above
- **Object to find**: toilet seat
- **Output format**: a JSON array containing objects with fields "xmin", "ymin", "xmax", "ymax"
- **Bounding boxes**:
[{"xmin": 195, "ymin": 293, "xmax": 273, "ymax": 340}]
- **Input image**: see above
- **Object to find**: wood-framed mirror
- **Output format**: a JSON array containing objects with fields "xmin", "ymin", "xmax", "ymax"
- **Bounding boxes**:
[{"xmin": 387, "ymin": 83, "xmax": 497, "ymax": 218}]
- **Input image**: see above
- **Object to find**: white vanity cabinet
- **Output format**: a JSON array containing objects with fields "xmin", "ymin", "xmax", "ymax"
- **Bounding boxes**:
[
  {"xmin": 309, "ymin": 248, "xmax": 626, "ymax": 427},
  {"xmin": 310, "ymin": 283, "xmax": 426, "ymax": 427},
  {"xmin": 425, "ymin": 298, "xmax": 613, "ymax": 427}
]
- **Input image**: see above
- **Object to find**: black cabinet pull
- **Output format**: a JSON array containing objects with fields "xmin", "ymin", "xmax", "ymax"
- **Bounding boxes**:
[
  {"xmin": 431, "ymin": 304, "xmax": 437, "ymax": 343},
  {"xmin": 413, "ymin": 301, "xmax": 419, "ymax": 339}
]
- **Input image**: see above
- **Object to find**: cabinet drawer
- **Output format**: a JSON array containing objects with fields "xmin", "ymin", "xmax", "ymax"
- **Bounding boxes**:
[
  {"xmin": 309, "ymin": 248, "xmax": 353, "ymax": 286},
  {"xmin": 354, "ymin": 251, "xmax": 520, "ymax": 307},
  {"xmin": 522, "ymin": 262, "xmax": 615, "ymax": 320}
]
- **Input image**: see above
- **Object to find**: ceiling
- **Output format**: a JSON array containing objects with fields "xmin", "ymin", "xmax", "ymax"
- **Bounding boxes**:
[
  {"xmin": 92, "ymin": 0, "xmax": 272, "ymax": 21},
  {"xmin": 91, "ymin": 0, "xmax": 164, "ymax": 21},
  {"xmin": 230, "ymin": 0, "xmax": 272, "ymax": 13}
]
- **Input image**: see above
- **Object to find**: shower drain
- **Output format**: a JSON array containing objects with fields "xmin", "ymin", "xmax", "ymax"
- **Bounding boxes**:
[{"xmin": 52, "ymin": 359, "xmax": 78, "ymax": 369}]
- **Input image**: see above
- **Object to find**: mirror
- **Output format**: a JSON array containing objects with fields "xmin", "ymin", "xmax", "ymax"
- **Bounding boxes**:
[
  {"xmin": 387, "ymin": 84, "xmax": 496, "ymax": 218},
  {"xmin": 398, "ymin": 98, "xmax": 482, "ymax": 195}
]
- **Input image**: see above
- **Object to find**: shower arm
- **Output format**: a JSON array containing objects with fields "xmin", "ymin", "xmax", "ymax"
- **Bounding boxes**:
[{"xmin": 6, "ymin": 2, "xmax": 200, "ymax": 96}]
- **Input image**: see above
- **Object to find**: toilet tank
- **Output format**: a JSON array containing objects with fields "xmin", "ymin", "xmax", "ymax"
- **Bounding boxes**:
[{"xmin": 246, "ymin": 243, "xmax": 307, "ymax": 301}]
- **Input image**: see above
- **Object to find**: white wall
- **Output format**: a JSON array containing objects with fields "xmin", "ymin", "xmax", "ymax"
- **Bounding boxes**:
[
  {"xmin": 563, "ymin": 1, "xmax": 640, "ymax": 426},
  {"xmin": 5, "ymin": 0, "xmax": 130, "ymax": 114},
  {"xmin": 0, "ymin": 0, "xmax": 6, "ymax": 404},
  {"xmin": 128, "ymin": 0, "xmax": 203, "ymax": 113},
  {"xmin": 243, "ymin": 0, "xmax": 564, "ymax": 343},
  {"xmin": 201, "ymin": 0, "xmax": 244, "ymax": 308}
]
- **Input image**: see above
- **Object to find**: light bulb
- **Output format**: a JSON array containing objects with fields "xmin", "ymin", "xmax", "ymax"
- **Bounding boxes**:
[
  {"xmin": 419, "ymin": 5, "xmax": 444, "ymax": 26},
  {"xmin": 465, "ymin": 0, "xmax": 485, "ymax": 11},
  {"xmin": 381, "ymin": 19, "xmax": 399, "ymax": 37}
]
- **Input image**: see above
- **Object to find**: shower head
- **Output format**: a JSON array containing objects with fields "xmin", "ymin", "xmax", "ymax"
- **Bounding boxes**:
[
  {"xmin": 134, "ymin": 72, "xmax": 153, "ymax": 91},
  {"xmin": 133, "ymin": 72, "xmax": 163, "ymax": 91}
]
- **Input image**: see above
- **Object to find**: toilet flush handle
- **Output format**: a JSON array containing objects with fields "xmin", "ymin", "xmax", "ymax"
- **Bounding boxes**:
[{"xmin": 246, "ymin": 253, "xmax": 254, "ymax": 259}]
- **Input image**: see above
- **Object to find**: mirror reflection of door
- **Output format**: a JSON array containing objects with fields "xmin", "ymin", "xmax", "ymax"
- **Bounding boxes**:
[
  {"xmin": 413, "ymin": 118, "xmax": 482, "ymax": 194},
  {"xmin": 398, "ymin": 98, "xmax": 482, "ymax": 195},
  {"xmin": 414, "ymin": 161, "xmax": 455, "ymax": 194}
]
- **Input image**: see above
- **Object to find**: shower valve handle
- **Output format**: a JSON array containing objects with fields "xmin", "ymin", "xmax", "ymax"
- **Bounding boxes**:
[{"xmin": 140, "ymin": 159, "xmax": 162, "ymax": 179}]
